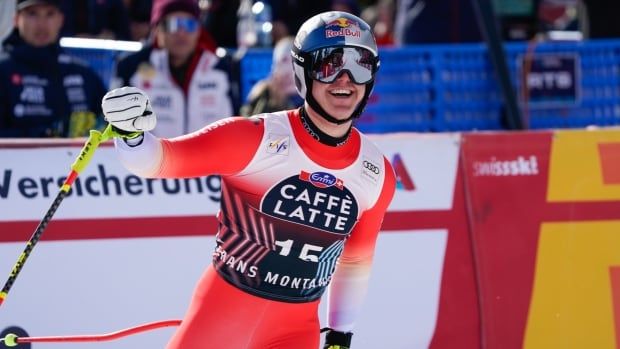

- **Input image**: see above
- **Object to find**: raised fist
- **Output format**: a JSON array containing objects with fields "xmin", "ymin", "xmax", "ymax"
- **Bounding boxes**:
[{"xmin": 101, "ymin": 86, "xmax": 156, "ymax": 133}]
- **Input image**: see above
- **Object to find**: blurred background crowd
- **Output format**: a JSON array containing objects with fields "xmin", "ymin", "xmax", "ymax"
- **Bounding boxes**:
[{"xmin": 1, "ymin": 0, "xmax": 620, "ymax": 137}]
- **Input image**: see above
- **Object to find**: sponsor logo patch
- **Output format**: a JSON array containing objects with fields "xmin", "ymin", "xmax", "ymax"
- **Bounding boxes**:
[
  {"xmin": 261, "ymin": 174, "xmax": 358, "ymax": 233},
  {"xmin": 325, "ymin": 17, "xmax": 361, "ymax": 38},
  {"xmin": 300, "ymin": 171, "xmax": 344, "ymax": 190},
  {"xmin": 361, "ymin": 157, "xmax": 381, "ymax": 184},
  {"xmin": 267, "ymin": 134, "xmax": 289, "ymax": 155}
]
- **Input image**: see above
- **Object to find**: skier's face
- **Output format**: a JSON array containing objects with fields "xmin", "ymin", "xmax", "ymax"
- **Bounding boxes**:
[
  {"xmin": 311, "ymin": 71, "xmax": 365, "ymax": 121},
  {"xmin": 156, "ymin": 12, "xmax": 200, "ymax": 67},
  {"xmin": 16, "ymin": 4, "xmax": 64, "ymax": 47}
]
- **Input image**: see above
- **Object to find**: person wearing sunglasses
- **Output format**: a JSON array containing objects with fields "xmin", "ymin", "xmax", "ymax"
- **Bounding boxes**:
[
  {"xmin": 112, "ymin": 0, "xmax": 237, "ymax": 138},
  {"xmin": 103, "ymin": 10, "xmax": 395, "ymax": 349}
]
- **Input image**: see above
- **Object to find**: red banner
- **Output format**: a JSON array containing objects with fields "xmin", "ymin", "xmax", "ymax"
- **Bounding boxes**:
[{"xmin": 461, "ymin": 132, "xmax": 552, "ymax": 348}]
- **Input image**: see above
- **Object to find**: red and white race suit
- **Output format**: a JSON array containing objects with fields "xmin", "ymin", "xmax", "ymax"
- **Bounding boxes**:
[{"xmin": 114, "ymin": 109, "xmax": 396, "ymax": 348}]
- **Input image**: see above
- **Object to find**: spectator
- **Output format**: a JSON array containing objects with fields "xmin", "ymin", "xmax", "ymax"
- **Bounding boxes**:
[
  {"xmin": 240, "ymin": 36, "xmax": 302, "ymax": 116},
  {"xmin": 0, "ymin": 0, "xmax": 107, "ymax": 138},
  {"xmin": 362, "ymin": 0, "xmax": 396, "ymax": 46},
  {"xmin": 112, "ymin": 0, "xmax": 237, "ymax": 138},
  {"xmin": 537, "ymin": 0, "xmax": 586, "ymax": 36},
  {"xmin": 393, "ymin": 0, "xmax": 483, "ymax": 44},
  {"xmin": 60, "ymin": 0, "xmax": 132, "ymax": 40}
]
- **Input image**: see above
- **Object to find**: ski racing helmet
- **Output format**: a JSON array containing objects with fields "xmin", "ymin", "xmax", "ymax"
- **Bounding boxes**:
[{"xmin": 292, "ymin": 11, "xmax": 380, "ymax": 125}]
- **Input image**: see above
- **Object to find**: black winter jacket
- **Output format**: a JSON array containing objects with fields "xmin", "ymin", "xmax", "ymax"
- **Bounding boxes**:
[{"xmin": 0, "ymin": 30, "xmax": 106, "ymax": 137}]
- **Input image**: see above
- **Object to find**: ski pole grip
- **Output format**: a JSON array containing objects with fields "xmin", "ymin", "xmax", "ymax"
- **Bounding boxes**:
[{"xmin": 70, "ymin": 125, "xmax": 113, "ymax": 174}]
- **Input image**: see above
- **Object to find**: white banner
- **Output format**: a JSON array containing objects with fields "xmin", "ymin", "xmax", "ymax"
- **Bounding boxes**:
[
  {"xmin": 0, "ymin": 144, "xmax": 220, "ymax": 221},
  {"xmin": 372, "ymin": 133, "xmax": 461, "ymax": 211},
  {"xmin": 0, "ymin": 230, "xmax": 447, "ymax": 349}
]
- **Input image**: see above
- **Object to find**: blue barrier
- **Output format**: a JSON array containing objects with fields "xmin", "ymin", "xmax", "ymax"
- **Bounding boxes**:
[
  {"xmin": 65, "ymin": 40, "xmax": 620, "ymax": 133},
  {"xmin": 63, "ymin": 47, "xmax": 120, "ymax": 89}
]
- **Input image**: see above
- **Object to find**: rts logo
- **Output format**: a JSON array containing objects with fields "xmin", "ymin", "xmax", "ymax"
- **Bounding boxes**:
[{"xmin": 391, "ymin": 153, "xmax": 415, "ymax": 191}]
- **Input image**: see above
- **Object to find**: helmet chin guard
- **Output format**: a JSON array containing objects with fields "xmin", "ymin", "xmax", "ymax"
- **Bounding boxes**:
[{"xmin": 291, "ymin": 11, "xmax": 380, "ymax": 125}]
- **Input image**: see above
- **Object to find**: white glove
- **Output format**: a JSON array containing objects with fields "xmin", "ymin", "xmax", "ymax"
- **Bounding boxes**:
[{"xmin": 102, "ymin": 86, "xmax": 156, "ymax": 133}]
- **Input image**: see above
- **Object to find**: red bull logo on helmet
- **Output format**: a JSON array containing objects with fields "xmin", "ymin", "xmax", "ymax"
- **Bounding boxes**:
[{"xmin": 324, "ymin": 17, "xmax": 361, "ymax": 39}]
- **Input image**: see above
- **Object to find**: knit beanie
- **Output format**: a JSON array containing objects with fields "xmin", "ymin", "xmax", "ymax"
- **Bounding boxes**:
[{"xmin": 150, "ymin": 0, "xmax": 200, "ymax": 26}]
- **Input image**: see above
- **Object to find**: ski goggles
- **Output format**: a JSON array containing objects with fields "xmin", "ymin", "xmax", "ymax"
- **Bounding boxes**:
[
  {"xmin": 309, "ymin": 46, "xmax": 378, "ymax": 84},
  {"xmin": 163, "ymin": 16, "xmax": 200, "ymax": 33}
]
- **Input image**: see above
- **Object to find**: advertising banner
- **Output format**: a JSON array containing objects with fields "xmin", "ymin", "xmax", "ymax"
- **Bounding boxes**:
[
  {"xmin": 0, "ymin": 142, "xmax": 221, "ymax": 241},
  {"xmin": 525, "ymin": 129, "xmax": 620, "ymax": 349},
  {"xmin": 461, "ymin": 131, "xmax": 551, "ymax": 349},
  {"xmin": 373, "ymin": 133, "xmax": 481, "ymax": 349},
  {"xmin": 461, "ymin": 129, "xmax": 620, "ymax": 349}
]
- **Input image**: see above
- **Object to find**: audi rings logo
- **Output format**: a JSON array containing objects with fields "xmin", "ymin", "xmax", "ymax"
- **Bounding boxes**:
[{"xmin": 363, "ymin": 160, "xmax": 380, "ymax": 174}]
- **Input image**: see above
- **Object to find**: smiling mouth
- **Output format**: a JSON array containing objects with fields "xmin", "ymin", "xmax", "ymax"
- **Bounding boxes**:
[{"xmin": 329, "ymin": 89, "xmax": 353, "ymax": 97}]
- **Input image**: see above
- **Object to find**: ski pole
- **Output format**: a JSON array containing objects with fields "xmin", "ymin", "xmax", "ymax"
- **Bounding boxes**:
[
  {"xmin": 0, "ymin": 125, "xmax": 113, "ymax": 308},
  {"xmin": 0, "ymin": 319, "xmax": 181, "ymax": 346}
]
